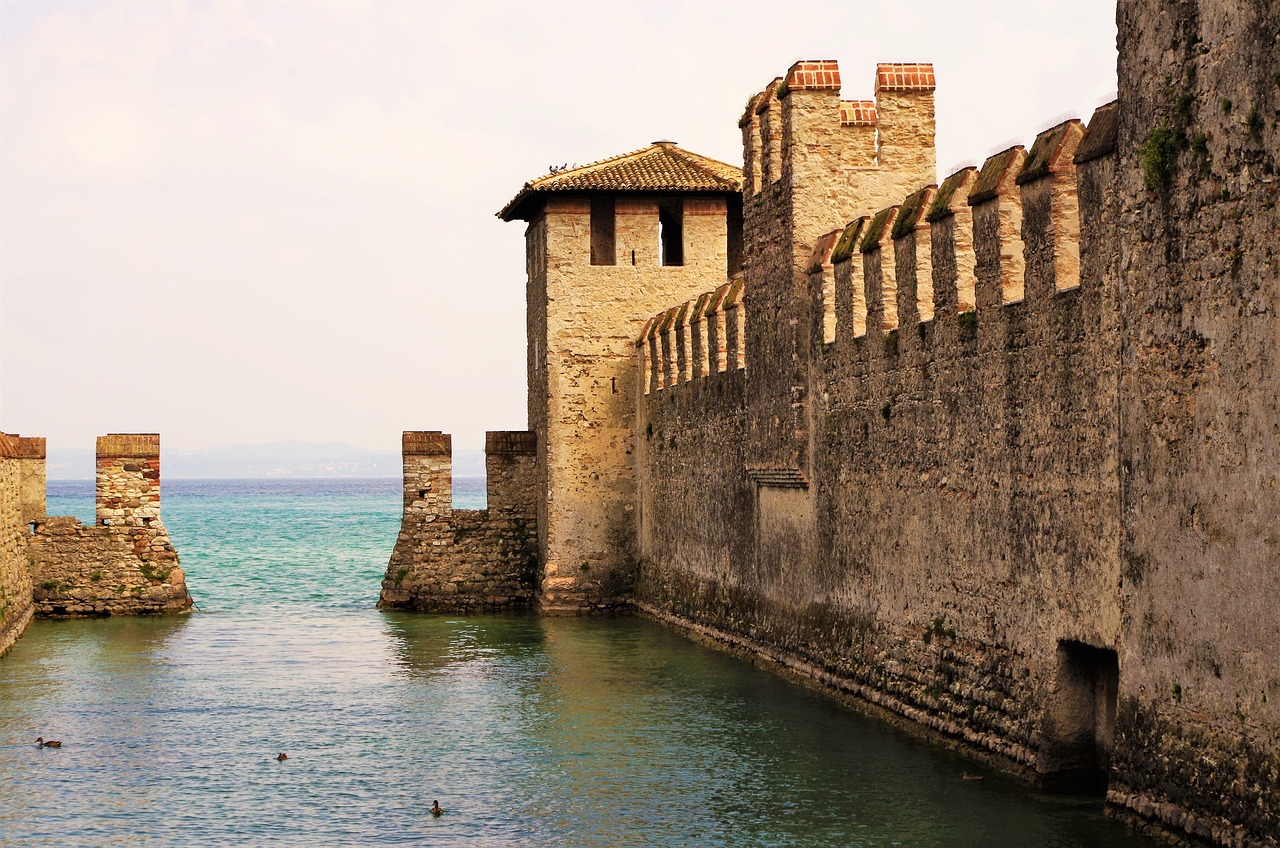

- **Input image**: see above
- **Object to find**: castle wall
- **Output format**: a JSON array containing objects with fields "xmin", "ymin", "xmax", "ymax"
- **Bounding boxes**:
[
  {"xmin": 379, "ymin": 430, "xmax": 539, "ymax": 612},
  {"xmin": 1109, "ymin": 1, "xmax": 1280, "ymax": 842},
  {"xmin": 741, "ymin": 62, "xmax": 936, "ymax": 476},
  {"xmin": 638, "ymin": 105, "xmax": 1127, "ymax": 793},
  {"xmin": 635, "ymin": 23, "xmax": 1278, "ymax": 841},
  {"xmin": 27, "ymin": 434, "xmax": 190, "ymax": 618},
  {"xmin": 0, "ymin": 434, "xmax": 35, "ymax": 656}
]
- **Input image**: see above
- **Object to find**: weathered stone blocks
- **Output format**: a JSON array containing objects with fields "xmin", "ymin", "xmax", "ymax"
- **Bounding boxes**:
[
  {"xmin": 379, "ymin": 431, "xmax": 538, "ymax": 613},
  {"xmin": 27, "ymin": 433, "xmax": 190, "ymax": 618}
]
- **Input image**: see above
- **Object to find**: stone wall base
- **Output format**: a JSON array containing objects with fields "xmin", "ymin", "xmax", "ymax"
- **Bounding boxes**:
[
  {"xmin": 633, "ymin": 600, "xmax": 1040, "ymax": 784},
  {"xmin": 1107, "ymin": 788, "xmax": 1275, "ymax": 848},
  {"xmin": 0, "ymin": 601, "xmax": 34, "ymax": 658}
]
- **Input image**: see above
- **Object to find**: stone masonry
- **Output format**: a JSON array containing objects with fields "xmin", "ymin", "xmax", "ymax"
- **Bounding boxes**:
[
  {"xmin": 630, "ymin": 24, "xmax": 1276, "ymax": 848},
  {"xmin": 379, "ymin": 431, "xmax": 538, "ymax": 612},
  {"xmin": 26, "ymin": 434, "xmax": 191, "ymax": 618},
  {"xmin": 394, "ymin": 4, "xmax": 1277, "ymax": 844},
  {"xmin": 0, "ymin": 434, "xmax": 36, "ymax": 656}
]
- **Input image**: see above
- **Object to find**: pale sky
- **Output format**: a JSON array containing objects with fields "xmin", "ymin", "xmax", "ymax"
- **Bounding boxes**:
[{"xmin": 0, "ymin": 0, "xmax": 1117, "ymax": 454}]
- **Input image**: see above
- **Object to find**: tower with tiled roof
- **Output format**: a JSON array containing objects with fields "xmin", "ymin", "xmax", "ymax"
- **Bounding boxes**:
[{"xmin": 499, "ymin": 141, "xmax": 743, "ymax": 611}]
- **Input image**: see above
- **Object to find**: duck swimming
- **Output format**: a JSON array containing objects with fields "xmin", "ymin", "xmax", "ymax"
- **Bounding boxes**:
[
  {"xmin": 35, "ymin": 737, "xmax": 61, "ymax": 748},
  {"xmin": 276, "ymin": 753, "xmax": 288, "ymax": 761},
  {"xmin": 430, "ymin": 800, "xmax": 443, "ymax": 817}
]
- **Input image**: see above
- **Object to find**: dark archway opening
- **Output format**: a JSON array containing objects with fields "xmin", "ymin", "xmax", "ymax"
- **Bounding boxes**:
[{"xmin": 1038, "ymin": 640, "xmax": 1118, "ymax": 793}]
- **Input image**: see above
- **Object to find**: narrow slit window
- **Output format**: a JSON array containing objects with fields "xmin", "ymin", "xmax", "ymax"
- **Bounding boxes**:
[
  {"xmin": 659, "ymin": 199, "xmax": 683, "ymax": 267},
  {"xmin": 590, "ymin": 197, "xmax": 616, "ymax": 266}
]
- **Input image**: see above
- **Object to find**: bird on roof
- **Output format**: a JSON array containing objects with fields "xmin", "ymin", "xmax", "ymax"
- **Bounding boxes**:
[{"xmin": 35, "ymin": 737, "xmax": 61, "ymax": 748}]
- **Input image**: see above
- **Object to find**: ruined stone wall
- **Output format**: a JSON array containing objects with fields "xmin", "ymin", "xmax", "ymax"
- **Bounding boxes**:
[
  {"xmin": 379, "ymin": 430, "xmax": 538, "ymax": 612},
  {"xmin": 530, "ymin": 194, "xmax": 731, "ymax": 611},
  {"xmin": 1109, "ymin": 1, "xmax": 1280, "ymax": 844},
  {"xmin": 0, "ymin": 434, "xmax": 35, "ymax": 656},
  {"xmin": 28, "ymin": 434, "xmax": 190, "ymax": 618}
]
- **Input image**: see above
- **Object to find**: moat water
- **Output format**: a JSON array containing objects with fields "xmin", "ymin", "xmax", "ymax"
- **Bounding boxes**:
[{"xmin": 0, "ymin": 479, "xmax": 1160, "ymax": 846}]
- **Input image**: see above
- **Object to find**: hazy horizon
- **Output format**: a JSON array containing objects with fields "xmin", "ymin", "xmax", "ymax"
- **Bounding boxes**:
[
  {"xmin": 1, "ymin": 0, "xmax": 1118, "ymax": 453},
  {"xmin": 42, "ymin": 438, "xmax": 487, "ymax": 479}
]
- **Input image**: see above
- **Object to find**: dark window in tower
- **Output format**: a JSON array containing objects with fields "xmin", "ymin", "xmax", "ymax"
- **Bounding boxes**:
[
  {"xmin": 727, "ymin": 195, "xmax": 744, "ymax": 277},
  {"xmin": 659, "ymin": 198, "xmax": 684, "ymax": 267},
  {"xmin": 590, "ymin": 197, "xmax": 616, "ymax": 266}
]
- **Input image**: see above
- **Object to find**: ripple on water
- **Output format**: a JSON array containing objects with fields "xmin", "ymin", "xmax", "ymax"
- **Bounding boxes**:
[{"xmin": 4, "ymin": 481, "xmax": 1166, "ymax": 847}]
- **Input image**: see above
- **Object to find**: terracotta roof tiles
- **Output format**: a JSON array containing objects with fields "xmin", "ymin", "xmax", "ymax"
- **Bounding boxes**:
[{"xmin": 498, "ymin": 142, "xmax": 742, "ymax": 221}]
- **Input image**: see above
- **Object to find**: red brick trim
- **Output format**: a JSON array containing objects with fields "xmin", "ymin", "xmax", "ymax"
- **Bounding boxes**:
[
  {"xmin": 684, "ymin": 198, "xmax": 726, "ymax": 216},
  {"xmin": 840, "ymin": 100, "xmax": 877, "ymax": 126},
  {"xmin": 875, "ymin": 63, "xmax": 936, "ymax": 92},
  {"xmin": 97, "ymin": 434, "xmax": 160, "ymax": 459},
  {"xmin": 403, "ymin": 431, "xmax": 451, "ymax": 457},
  {"xmin": 615, "ymin": 198, "xmax": 659, "ymax": 214},
  {"xmin": 544, "ymin": 197, "xmax": 591, "ymax": 214},
  {"xmin": 486, "ymin": 431, "xmax": 535, "ymax": 455},
  {"xmin": 786, "ymin": 60, "xmax": 841, "ymax": 91},
  {"xmin": 16, "ymin": 437, "xmax": 46, "ymax": 459}
]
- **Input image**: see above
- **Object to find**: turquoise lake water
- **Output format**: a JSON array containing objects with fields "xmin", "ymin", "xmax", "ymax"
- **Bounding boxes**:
[{"xmin": 0, "ymin": 479, "xmax": 1158, "ymax": 846}]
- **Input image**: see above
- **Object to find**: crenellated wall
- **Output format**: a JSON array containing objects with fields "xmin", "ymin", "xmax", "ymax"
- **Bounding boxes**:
[
  {"xmin": 638, "ymin": 97, "xmax": 1125, "ymax": 783},
  {"xmin": 636, "ymin": 38, "xmax": 1277, "ymax": 838},
  {"xmin": 379, "ymin": 430, "xmax": 539, "ymax": 612},
  {"xmin": 28, "ymin": 434, "xmax": 191, "ymax": 618},
  {"xmin": 1, "ymin": 432, "xmax": 191, "ymax": 633},
  {"xmin": 738, "ymin": 61, "xmax": 937, "ymax": 475},
  {"xmin": 458, "ymin": 7, "xmax": 1278, "ymax": 841}
]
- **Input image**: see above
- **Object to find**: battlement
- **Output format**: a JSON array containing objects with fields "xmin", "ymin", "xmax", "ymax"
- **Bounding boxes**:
[
  {"xmin": 638, "ymin": 276, "xmax": 745, "ymax": 394},
  {"xmin": 0, "ymin": 431, "xmax": 192, "ymax": 620},
  {"xmin": 740, "ymin": 61, "xmax": 935, "ymax": 202},
  {"xmin": 809, "ymin": 103, "xmax": 1116, "ymax": 355},
  {"xmin": 381, "ymin": 430, "xmax": 538, "ymax": 612},
  {"xmin": 96, "ymin": 433, "xmax": 163, "ymax": 528},
  {"xmin": 0, "ymin": 433, "xmax": 47, "ymax": 525}
]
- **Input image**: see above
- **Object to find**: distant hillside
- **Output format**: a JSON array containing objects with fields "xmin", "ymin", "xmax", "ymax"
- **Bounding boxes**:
[{"xmin": 45, "ymin": 441, "xmax": 487, "ymax": 479}]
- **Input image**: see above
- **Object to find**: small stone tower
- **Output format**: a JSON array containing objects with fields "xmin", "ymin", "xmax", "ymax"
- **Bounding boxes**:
[{"xmin": 499, "ymin": 143, "xmax": 743, "ymax": 610}]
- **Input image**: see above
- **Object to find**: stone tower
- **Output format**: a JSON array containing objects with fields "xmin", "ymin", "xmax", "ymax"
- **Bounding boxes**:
[
  {"xmin": 499, "ymin": 143, "xmax": 743, "ymax": 610},
  {"xmin": 740, "ymin": 61, "xmax": 937, "ymax": 474}
]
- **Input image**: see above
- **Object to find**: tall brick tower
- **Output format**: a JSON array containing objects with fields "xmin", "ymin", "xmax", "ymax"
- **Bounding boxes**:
[{"xmin": 499, "ymin": 143, "xmax": 742, "ymax": 611}]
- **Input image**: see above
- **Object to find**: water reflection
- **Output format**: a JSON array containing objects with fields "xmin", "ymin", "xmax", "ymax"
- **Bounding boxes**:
[
  {"xmin": 6, "ymin": 478, "xmax": 1163, "ymax": 846},
  {"xmin": 380, "ymin": 611, "xmax": 547, "ymax": 678}
]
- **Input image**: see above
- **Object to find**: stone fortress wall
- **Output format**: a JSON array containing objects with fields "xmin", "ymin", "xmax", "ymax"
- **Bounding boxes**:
[
  {"xmin": 388, "ymin": 1, "xmax": 1277, "ymax": 843},
  {"xmin": 0, "ymin": 432, "xmax": 190, "ymax": 646},
  {"xmin": 379, "ymin": 430, "xmax": 538, "ymax": 612},
  {"xmin": 631, "ymin": 2, "xmax": 1278, "ymax": 843},
  {"xmin": 0, "ymin": 434, "xmax": 39, "ymax": 655}
]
